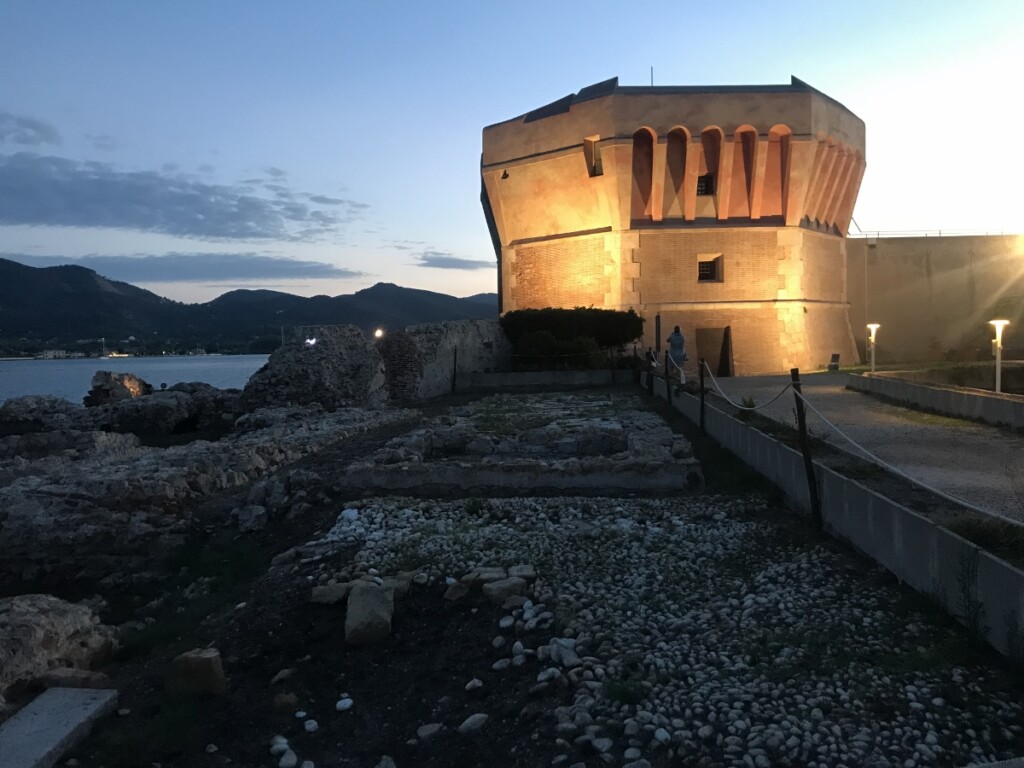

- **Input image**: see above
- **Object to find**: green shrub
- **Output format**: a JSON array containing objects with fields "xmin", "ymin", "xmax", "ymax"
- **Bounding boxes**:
[
  {"xmin": 511, "ymin": 330, "xmax": 604, "ymax": 370},
  {"xmin": 501, "ymin": 308, "xmax": 643, "ymax": 349}
]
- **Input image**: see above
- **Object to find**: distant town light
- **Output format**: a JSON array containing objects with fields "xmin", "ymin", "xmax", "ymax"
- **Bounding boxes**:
[
  {"xmin": 374, "ymin": 328, "xmax": 384, "ymax": 339},
  {"xmin": 304, "ymin": 337, "xmax": 317, "ymax": 347}
]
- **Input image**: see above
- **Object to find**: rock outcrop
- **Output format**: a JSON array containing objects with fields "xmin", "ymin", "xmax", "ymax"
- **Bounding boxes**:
[
  {"xmin": 83, "ymin": 371, "xmax": 153, "ymax": 406},
  {"xmin": 242, "ymin": 325, "xmax": 386, "ymax": 411},
  {"xmin": 1, "ymin": 381, "xmax": 243, "ymax": 438},
  {"xmin": 0, "ymin": 594, "xmax": 116, "ymax": 707},
  {"xmin": 0, "ymin": 406, "xmax": 413, "ymax": 583}
]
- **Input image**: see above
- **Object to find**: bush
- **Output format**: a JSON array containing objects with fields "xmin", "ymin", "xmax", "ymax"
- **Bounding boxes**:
[
  {"xmin": 511, "ymin": 330, "xmax": 604, "ymax": 370},
  {"xmin": 501, "ymin": 308, "xmax": 643, "ymax": 349}
]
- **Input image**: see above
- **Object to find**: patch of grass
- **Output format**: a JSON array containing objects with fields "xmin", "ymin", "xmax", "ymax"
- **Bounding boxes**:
[
  {"xmin": 602, "ymin": 677, "xmax": 646, "ymax": 706},
  {"xmin": 118, "ymin": 535, "xmax": 263, "ymax": 660},
  {"xmin": 164, "ymin": 535, "xmax": 263, "ymax": 585},
  {"xmin": 875, "ymin": 633, "xmax": 988, "ymax": 675},
  {"xmin": 946, "ymin": 517, "xmax": 1024, "ymax": 569},
  {"xmin": 90, "ymin": 693, "xmax": 209, "ymax": 766},
  {"xmin": 891, "ymin": 408, "xmax": 967, "ymax": 427}
]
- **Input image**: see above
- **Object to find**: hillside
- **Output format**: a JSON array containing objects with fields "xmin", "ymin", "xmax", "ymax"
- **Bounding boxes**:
[{"xmin": 0, "ymin": 258, "xmax": 497, "ymax": 354}]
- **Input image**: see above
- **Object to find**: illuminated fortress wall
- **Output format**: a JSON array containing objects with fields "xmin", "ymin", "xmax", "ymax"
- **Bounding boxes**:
[
  {"xmin": 481, "ymin": 77, "xmax": 866, "ymax": 374},
  {"xmin": 848, "ymin": 234, "xmax": 1024, "ymax": 361}
]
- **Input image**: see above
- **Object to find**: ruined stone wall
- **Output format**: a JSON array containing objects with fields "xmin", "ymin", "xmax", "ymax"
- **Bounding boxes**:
[{"xmin": 404, "ymin": 319, "xmax": 512, "ymax": 400}]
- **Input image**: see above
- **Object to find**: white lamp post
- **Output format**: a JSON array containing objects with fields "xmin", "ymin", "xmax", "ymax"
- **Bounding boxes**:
[
  {"xmin": 867, "ymin": 324, "xmax": 880, "ymax": 374},
  {"xmin": 990, "ymin": 320, "xmax": 1009, "ymax": 393}
]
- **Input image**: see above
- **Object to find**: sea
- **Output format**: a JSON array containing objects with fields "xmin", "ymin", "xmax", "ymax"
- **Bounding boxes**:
[{"xmin": 0, "ymin": 355, "xmax": 269, "ymax": 403}]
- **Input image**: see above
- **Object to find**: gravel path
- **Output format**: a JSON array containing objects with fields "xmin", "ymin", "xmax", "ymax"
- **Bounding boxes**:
[
  {"xmin": 706, "ymin": 372, "xmax": 1024, "ymax": 521},
  {"xmin": 315, "ymin": 493, "xmax": 1024, "ymax": 768}
]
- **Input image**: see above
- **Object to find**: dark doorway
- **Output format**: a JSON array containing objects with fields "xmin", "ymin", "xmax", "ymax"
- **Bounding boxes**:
[{"xmin": 696, "ymin": 326, "xmax": 734, "ymax": 377}]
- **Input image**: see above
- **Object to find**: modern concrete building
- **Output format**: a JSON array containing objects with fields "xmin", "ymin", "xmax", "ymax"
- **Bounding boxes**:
[{"xmin": 481, "ymin": 76, "xmax": 866, "ymax": 374}]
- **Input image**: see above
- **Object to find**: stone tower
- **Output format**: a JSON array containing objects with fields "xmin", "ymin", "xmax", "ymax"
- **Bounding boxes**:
[{"xmin": 481, "ymin": 76, "xmax": 866, "ymax": 374}]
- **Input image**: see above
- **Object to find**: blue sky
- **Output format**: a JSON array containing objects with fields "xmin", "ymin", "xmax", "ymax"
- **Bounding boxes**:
[{"xmin": 1, "ymin": 1, "xmax": 1022, "ymax": 303}]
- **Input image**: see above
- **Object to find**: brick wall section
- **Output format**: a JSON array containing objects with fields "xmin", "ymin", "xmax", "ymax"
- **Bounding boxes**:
[
  {"xmin": 378, "ymin": 331, "xmax": 425, "ymax": 403},
  {"xmin": 637, "ymin": 230, "xmax": 784, "ymax": 304},
  {"xmin": 511, "ymin": 234, "xmax": 610, "ymax": 309},
  {"xmin": 634, "ymin": 228, "xmax": 857, "ymax": 373}
]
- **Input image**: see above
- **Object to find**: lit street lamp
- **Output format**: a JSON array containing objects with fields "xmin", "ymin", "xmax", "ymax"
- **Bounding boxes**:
[
  {"xmin": 374, "ymin": 328, "xmax": 385, "ymax": 340},
  {"xmin": 867, "ymin": 324, "xmax": 880, "ymax": 374},
  {"xmin": 990, "ymin": 319, "xmax": 1009, "ymax": 393}
]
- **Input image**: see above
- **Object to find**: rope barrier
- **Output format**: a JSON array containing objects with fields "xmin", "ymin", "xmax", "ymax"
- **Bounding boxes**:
[
  {"xmin": 702, "ymin": 361, "xmax": 793, "ymax": 411},
  {"xmin": 509, "ymin": 350, "xmax": 609, "ymax": 358},
  {"xmin": 792, "ymin": 388, "xmax": 1024, "ymax": 529}
]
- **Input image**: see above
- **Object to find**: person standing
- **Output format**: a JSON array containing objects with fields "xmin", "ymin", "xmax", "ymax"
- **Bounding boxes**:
[{"xmin": 667, "ymin": 325, "xmax": 687, "ymax": 384}]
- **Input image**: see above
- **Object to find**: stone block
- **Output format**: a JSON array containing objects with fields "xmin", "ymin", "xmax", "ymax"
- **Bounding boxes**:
[
  {"xmin": 165, "ymin": 647, "xmax": 227, "ymax": 696},
  {"xmin": 310, "ymin": 583, "xmax": 351, "ymax": 605},
  {"xmin": 39, "ymin": 668, "xmax": 112, "ymax": 690},
  {"xmin": 345, "ymin": 583, "xmax": 394, "ymax": 645},
  {"xmin": 482, "ymin": 577, "xmax": 528, "ymax": 605},
  {"xmin": 0, "ymin": 687, "xmax": 118, "ymax": 768}
]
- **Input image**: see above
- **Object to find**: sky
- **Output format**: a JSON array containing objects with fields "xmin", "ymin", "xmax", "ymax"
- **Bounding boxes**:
[{"xmin": 1, "ymin": 1, "xmax": 1023, "ymax": 304}]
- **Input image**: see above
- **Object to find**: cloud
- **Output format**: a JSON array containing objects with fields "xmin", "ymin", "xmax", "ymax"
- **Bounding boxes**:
[
  {"xmin": 264, "ymin": 166, "xmax": 287, "ymax": 178},
  {"xmin": 308, "ymin": 194, "xmax": 369, "ymax": 208},
  {"xmin": 0, "ymin": 152, "xmax": 369, "ymax": 240},
  {"xmin": 413, "ymin": 249, "xmax": 494, "ymax": 270},
  {"xmin": 87, "ymin": 133, "xmax": 118, "ymax": 151},
  {"xmin": 0, "ymin": 111, "xmax": 61, "ymax": 146},
  {"xmin": 2, "ymin": 251, "xmax": 367, "ymax": 283}
]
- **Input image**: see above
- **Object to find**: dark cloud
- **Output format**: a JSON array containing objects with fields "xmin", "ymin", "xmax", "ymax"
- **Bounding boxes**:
[
  {"xmin": 0, "ymin": 152, "xmax": 369, "ymax": 240},
  {"xmin": 413, "ymin": 249, "xmax": 494, "ymax": 270},
  {"xmin": 265, "ymin": 166, "xmax": 287, "ymax": 178},
  {"xmin": 87, "ymin": 133, "xmax": 118, "ymax": 151},
  {"xmin": 2, "ymin": 251, "xmax": 367, "ymax": 283},
  {"xmin": 0, "ymin": 111, "xmax": 61, "ymax": 146}
]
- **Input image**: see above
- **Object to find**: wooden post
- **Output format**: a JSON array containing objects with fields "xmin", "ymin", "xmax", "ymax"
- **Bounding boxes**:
[
  {"xmin": 451, "ymin": 346, "xmax": 458, "ymax": 394},
  {"xmin": 647, "ymin": 347, "xmax": 654, "ymax": 395},
  {"xmin": 664, "ymin": 350, "xmax": 671, "ymax": 401},
  {"xmin": 699, "ymin": 357, "xmax": 706, "ymax": 433},
  {"xmin": 790, "ymin": 367, "xmax": 822, "ymax": 528},
  {"xmin": 633, "ymin": 345, "xmax": 639, "ymax": 384}
]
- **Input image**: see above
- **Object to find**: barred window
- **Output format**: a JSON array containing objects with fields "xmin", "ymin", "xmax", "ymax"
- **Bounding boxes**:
[
  {"xmin": 696, "ymin": 173, "xmax": 716, "ymax": 196},
  {"xmin": 698, "ymin": 255, "xmax": 723, "ymax": 282}
]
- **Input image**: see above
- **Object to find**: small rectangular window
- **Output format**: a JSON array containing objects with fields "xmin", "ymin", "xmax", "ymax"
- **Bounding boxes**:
[
  {"xmin": 696, "ymin": 173, "xmax": 716, "ymax": 196},
  {"xmin": 698, "ymin": 255, "xmax": 723, "ymax": 282},
  {"xmin": 584, "ymin": 136, "xmax": 603, "ymax": 177}
]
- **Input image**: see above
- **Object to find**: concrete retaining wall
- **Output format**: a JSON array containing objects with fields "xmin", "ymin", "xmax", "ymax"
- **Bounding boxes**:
[
  {"xmin": 641, "ymin": 372, "xmax": 1024, "ymax": 659},
  {"xmin": 847, "ymin": 373, "xmax": 1024, "ymax": 430}
]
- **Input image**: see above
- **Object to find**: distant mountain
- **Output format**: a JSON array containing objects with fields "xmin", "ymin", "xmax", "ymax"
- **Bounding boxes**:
[
  {"xmin": 0, "ymin": 258, "xmax": 497, "ymax": 354},
  {"xmin": 462, "ymin": 292, "xmax": 499, "ymax": 306}
]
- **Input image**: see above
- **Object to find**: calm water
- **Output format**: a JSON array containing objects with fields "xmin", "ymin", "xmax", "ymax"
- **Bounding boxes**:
[{"xmin": 0, "ymin": 355, "xmax": 269, "ymax": 403}]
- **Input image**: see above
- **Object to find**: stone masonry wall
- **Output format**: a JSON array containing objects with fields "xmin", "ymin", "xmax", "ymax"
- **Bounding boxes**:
[{"xmin": 404, "ymin": 319, "xmax": 512, "ymax": 400}]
